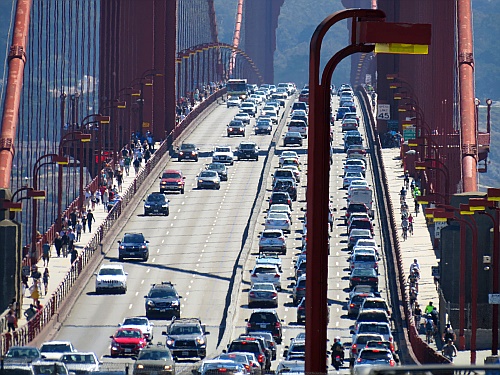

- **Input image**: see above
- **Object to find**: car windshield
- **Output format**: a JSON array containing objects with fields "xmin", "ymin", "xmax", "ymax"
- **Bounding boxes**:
[
  {"xmin": 257, "ymin": 121, "xmax": 270, "ymax": 127},
  {"xmin": 249, "ymin": 313, "xmax": 278, "ymax": 323},
  {"xmin": 200, "ymin": 171, "xmax": 217, "ymax": 178},
  {"xmin": 354, "ymin": 254, "xmax": 375, "ymax": 262},
  {"xmin": 123, "ymin": 317, "xmax": 147, "ymax": 326},
  {"xmin": 229, "ymin": 342, "xmax": 259, "ymax": 354},
  {"xmin": 116, "ymin": 329, "xmax": 142, "ymax": 338},
  {"xmin": 123, "ymin": 234, "xmax": 145, "ymax": 242},
  {"xmin": 207, "ymin": 164, "xmax": 224, "ymax": 172},
  {"xmin": 364, "ymin": 301, "xmax": 387, "ymax": 309},
  {"xmin": 254, "ymin": 267, "xmax": 277, "ymax": 274},
  {"xmin": 215, "ymin": 147, "xmax": 230, "ymax": 153},
  {"xmin": 61, "ymin": 354, "xmax": 96, "ymax": 364},
  {"xmin": 138, "ymin": 350, "xmax": 172, "ymax": 360},
  {"xmin": 253, "ymin": 283, "xmax": 275, "ymax": 291},
  {"xmin": 149, "ymin": 288, "xmax": 176, "ymax": 298},
  {"xmin": 99, "ymin": 268, "xmax": 123, "ymax": 276},
  {"xmin": 352, "ymin": 268, "xmax": 377, "ymax": 276},
  {"xmin": 240, "ymin": 144, "xmax": 255, "ymax": 150},
  {"xmin": 356, "ymin": 335, "xmax": 383, "ymax": 345},
  {"xmin": 359, "ymin": 350, "xmax": 392, "ymax": 360},
  {"xmin": 170, "ymin": 325, "xmax": 202, "ymax": 335},
  {"xmin": 147, "ymin": 194, "xmax": 165, "ymax": 202},
  {"xmin": 180, "ymin": 144, "xmax": 195, "ymax": 151},
  {"xmin": 162, "ymin": 172, "xmax": 181, "ymax": 179},
  {"xmin": 262, "ymin": 231, "xmax": 281, "ymax": 238},
  {"xmin": 6, "ymin": 348, "xmax": 40, "ymax": 358},
  {"xmin": 40, "ymin": 344, "xmax": 72, "ymax": 353}
]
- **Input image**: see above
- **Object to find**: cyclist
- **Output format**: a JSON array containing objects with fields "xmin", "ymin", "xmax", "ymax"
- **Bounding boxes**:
[
  {"xmin": 410, "ymin": 259, "xmax": 421, "ymax": 273},
  {"xmin": 404, "ymin": 171, "xmax": 410, "ymax": 189},
  {"xmin": 413, "ymin": 303, "xmax": 422, "ymax": 330},
  {"xmin": 408, "ymin": 213, "xmax": 414, "ymax": 235},
  {"xmin": 424, "ymin": 301, "xmax": 434, "ymax": 315},
  {"xmin": 401, "ymin": 217, "xmax": 409, "ymax": 240},
  {"xmin": 425, "ymin": 314, "xmax": 435, "ymax": 343},
  {"xmin": 400, "ymin": 186, "xmax": 407, "ymax": 203},
  {"xmin": 442, "ymin": 339, "xmax": 457, "ymax": 362},
  {"xmin": 414, "ymin": 198, "xmax": 420, "ymax": 216}
]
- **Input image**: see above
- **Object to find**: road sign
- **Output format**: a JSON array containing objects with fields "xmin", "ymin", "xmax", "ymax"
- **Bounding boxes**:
[
  {"xmin": 489, "ymin": 294, "xmax": 500, "ymax": 305},
  {"xmin": 377, "ymin": 104, "xmax": 390, "ymax": 120},
  {"xmin": 403, "ymin": 125, "xmax": 416, "ymax": 141}
]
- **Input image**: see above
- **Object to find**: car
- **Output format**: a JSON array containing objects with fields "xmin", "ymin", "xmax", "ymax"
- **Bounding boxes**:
[
  {"xmin": 344, "ymin": 159, "xmax": 366, "ymax": 177},
  {"xmin": 110, "ymin": 328, "xmax": 147, "ymax": 357},
  {"xmin": 261, "ymin": 108, "xmax": 278, "ymax": 124},
  {"xmin": 250, "ymin": 264, "xmax": 282, "ymax": 290},
  {"xmin": 240, "ymin": 101, "xmax": 257, "ymax": 116},
  {"xmin": 254, "ymin": 90, "xmax": 268, "ymax": 102},
  {"xmin": 344, "ymin": 135, "xmax": 364, "ymax": 152},
  {"xmin": 196, "ymin": 170, "xmax": 221, "ymax": 190},
  {"xmin": 234, "ymin": 112, "xmax": 251, "ymax": 124},
  {"xmin": 359, "ymin": 297, "xmax": 391, "ymax": 317},
  {"xmin": 287, "ymin": 120, "xmax": 307, "ymax": 139},
  {"xmin": 236, "ymin": 141, "xmax": 259, "ymax": 161},
  {"xmin": 336, "ymin": 106, "xmax": 351, "ymax": 121},
  {"xmin": 269, "ymin": 192, "xmax": 292, "ymax": 209},
  {"xmin": 348, "ymin": 229, "xmax": 373, "ymax": 249},
  {"xmin": 349, "ymin": 267, "xmax": 378, "ymax": 289},
  {"xmin": 95, "ymin": 264, "xmax": 128, "ymax": 294},
  {"xmin": 347, "ymin": 180, "xmax": 369, "ymax": 195},
  {"xmin": 348, "ymin": 291, "xmax": 375, "ymax": 318},
  {"xmin": 265, "ymin": 100, "xmax": 280, "ymax": 113},
  {"xmin": 3, "ymin": 346, "xmax": 41, "ymax": 366},
  {"xmin": 259, "ymin": 229, "xmax": 286, "ymax": 254},
  {"xmin": 227, "ymin": 338, "xmax": 269, "ymax": 371},
  {"xmin": 349, "ymin": 285, "xmax": 381, "ymax": 300},
  {"xmin": 350, "ymin": 247, "xmax": 378, "ymax": 264},
  {"xmin": 290, "ymin": 109, "xmax": 308, "ymax": 118},
  {"xmin": 245, "ymin": 309, "xmax": 283, "ymax": 344},
  {"xmin": 39, "ymin": 341, "xmax": 77, "ymax": 361},
  {"xmin": 206, "ymin": 162, "xmax": 228, "ymax": 181},
  {"xmin": 275, "ymin": 360, "xmax": 304, "ymax": 375},
  {"xmin": 236, "ymin": 335, "xmax": 274, "ymax": 366},
  {"xmin": 281, "ymin": 165, "xmax": 301, "ymax": 183},
  {"xmin": 351, "ymin": 322, "xmax": 394, "ymax": 343},
  {"xmin": 245, "ymin": 332, "xmax": 277, "ymax": 361},
  {"xmin": 159, "ymin": 170, "xmax": 186, "ymax": 194},
  {"xmin": 144, "ymin": 281, "xmax": 181, "ymax": 319},
  {"xmin": 227, "ymin": 120, "xmax": 246, "ymax": 137},
  {"xmin": 346, "ymin": 212, "xmax": 371, "ymax": 228},
  {"xmin": 347, "ymin": 144, "xmax": 367, "ymax": 158},
  {"xmin": 283, "ymin": 131, "xmax": 303, "ymax": 147},
  {"xmin": 31, "ymin": 361, "xmax": 70, "ymax": 375},
  {"xmin": 177, "ymin": 143, "xmax": 199, "ymax": 162},
  {"xmin": 364, "ymin": 339, "xmax": 396, "ymax": 354},
  {"xmin": 120, "ymin": 316, "xmax": 154, "ymax": 341},
  {"xmin": 248, "ymin": 282, "xmax": 278, "ymax": 308},
  {"xmin": 162, "ymin": 318, "xmax": 209, "ymax": 360},
  {"xmin": 272, "ymin": 178, "xmax": 297, "ymax": 201},
  {"xmin": 296, "ymin": 297, "xmax": 306, "ymax": 324},
  {"xmin": 273, "ymin": 169, "xmax": 295, "ymax": 187},
  {"xmin": 118, "ymin": 232, "xmax": 150, "ymax": 261},
  {"xmin": 349, "ymin": 333, "xmax": 384, "ymax": 363},
  {"xmin": 59, "ymin": 352, "xmax": 100, "ymax": 373},
  {"xmin": 212, "ymin": 146, "xmax": 234, "ymax": 165},
  {"xmin": 283, "ymin": 339, "xmax": 305, "ymax": 361},
  {"xmin": 298, "ymin": 89, "xmax": 309, "ymax": 103},
  {"xmin": 290, "ymin": 113, "xmax": 308, "ymax": 127},
  {"xmin": 292, "ymin": 274, "xmax": 306, "ymax": 305},
  {"xmin": 353, "ymin": 240, "xmax": 380, "ymax": 258},
  {"xmin": 271, "ymin": 93, "xmax": 287, "ymax": 107},
  {"xmin": 133, "ymin": 345, "xmax": 175, "ymax": 375},
  {"xmin": 343, "ymin": 172, "xmax": 365, "ymax": 189},
  {"xmin": 353, "ymin": 348, "xmax": 396, "ymax": 370},
  {"xmin": 265, "ymin": 212, "xmax": 291, "ymax": 233},
  {"xmin": 143, "ymin": 192, "xmax": 170, "ymax": 216},
  {"xmin": 294, "ymin": 259, "xmax": 307, "ymax": 281},
  {"xmin": 355, "ymin": 310, "xmax": 390, "ymax": 332},
  {"xmin": 268, "ymin": 204, "xmax": 292, "ymax": 223},
  {"xmin": 348, "ymin": 218, "xmax": 375, "ymax": 236},
  {"xmin": 345, "ymin": 203, "xmax": 370, "ymax": 225},
  {"xmin": 227, "ymin": 97, "xmax": 242, "ymax": 108},
  {"xmin": 279, "ymin": 151, "xmax": 299, "ymax": 167},
  {"xmin": 216, "ymin": 353, "xmax": 257, "ymax": 375},
  {"xmin": 255, "ymin": 120, "xmax": 272, "ymax": 135},
  {"xmin": 255, "ymin": 252, "xmax": 282, "ymax": 272}
]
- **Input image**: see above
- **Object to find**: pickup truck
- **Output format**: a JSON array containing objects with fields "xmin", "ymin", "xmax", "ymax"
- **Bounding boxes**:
[{"xmin": 288, "ymin": 120, "xmax": 308, "ymax": 139}]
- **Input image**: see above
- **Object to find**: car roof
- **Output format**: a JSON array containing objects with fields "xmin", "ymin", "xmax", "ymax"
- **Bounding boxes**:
[{"xmin": 99, "ymin": 264, "xmax": 124, "ymax": 269}]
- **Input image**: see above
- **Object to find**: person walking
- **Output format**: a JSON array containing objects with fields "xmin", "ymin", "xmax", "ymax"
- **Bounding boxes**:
[
  {"xmin": 84, "ymin": 188, "xmax": 92, "ymax": 210},
  {"xmin": 87, "ymin": 210, "xmax": 95, "ymax": 233},
  {"xmin": 42, "ymin": 268, "xmax": 49, "ymax": 296},
  {"xmin": 69, "ymin": 208, "xmax": 78, "ymax": 228},
  {"xmin": 54, "ymin": 233, "xmax": 63, "ymax": 257},
  {"xmin": 116, "ymin": 170, "xmax": 123, "ymax": 192},
  {"xmin": 424, "ymin": 301, "xmax": 434, "ymax": 315},
  {"xmin": 61, "ymin": 230, "xmax": 69, "ymax": 257},
  {"xmin": 70, "ymin": 247, "xmax": 78, "ymax": 265},
  {"xmin": 91, "ymin": 191, "xmax": 97, "ymax": 210},
  {"xmin": 102, "ymin": 189, "xmax": 109, "ymax": 211},
  {"xmin": 133, "ymin": 157, "xmax": 141, "ymax": 175},
  {"xmin": 24, "ymin": 304, "xmax": 37, "ymax": 321},
  {"xmin": 75, "ymin": 220, "xmax": 83, "ymax": 242},
  {"xmin": 124, "ymin": 155, "xmax": 131, "ymax": 176},
  {"xmin": 81, "ymin": 210, "xmax": 87, "ymax": 233},
  {"xmin": 30, "ymin": 281, "xmax": 40, "ymax": 305},
  {"xmin": 42, "ymin": 240, "xmax": 51, "ymax": 267},
  {"xmin": 6, "ymin": 310, "xmax": 17, "ymax": 332},
  {"xmin": 328, "ymin": 209, "xmax": 334, "ymax": 232},
  {"xmin": 413, "ymin": 303, "xmax": 422, "ymax": 331}
]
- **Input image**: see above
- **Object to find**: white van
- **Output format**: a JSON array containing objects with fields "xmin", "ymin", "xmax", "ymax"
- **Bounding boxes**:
[{"xmin": 347, "ymin": 187, "xmax": 374, "ymax": 217}]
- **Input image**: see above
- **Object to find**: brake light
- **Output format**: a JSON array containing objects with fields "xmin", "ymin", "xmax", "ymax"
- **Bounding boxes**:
[
  {"xmin": 218, "ymin": 368, "xmax": 227, "ymax": 372},
  {"xmin": 251, "ymin": 273, "xmax": 258, "ymax": 277},
  {"xmin": 350, "ymin": 303, "xmax": 355, "ymax": 308},
  {"xmin": 389, "ymin": 360, "xmax": 396, "ymax": 366},
  {"xmin": 352, "ymin": 344, "xmax": 357, "ymax": 353},
  {"xmin": 244, "ymin": 365, "xmax": 250, "ymax": 370},
  {"xmin": 274, "ymin": 274, "xmax": 280, "ymax": 278},
  {"xmin": 352, "ymin": 277, "xmax": 361, "ymax": 281},
  {"xmin": 272, "ymin": 292, "xmax": 277, "ymax": 297},
  {"xmin": 249, "ymin": 292, "xmax": 256, "ymax": 297},
  {"xmin": 258, "ymin": 354, "xmax": 265, "ymax": 363},
  {"xmin": 275, "ymin": 322, "xmax": 281, "ymax": 328},
  {"xmin": 296, "ymin": 287, "xmax": 305, "ymax": 291}
]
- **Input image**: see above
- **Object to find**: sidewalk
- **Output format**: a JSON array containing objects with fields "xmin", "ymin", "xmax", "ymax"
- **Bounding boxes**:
[
  {"xmin": 17, "ymin": 150, "xmax": 155, "ymax": 328},
  {"xmin": 381, "ymin": 147, "xmax": 491, "ymax": 365}
]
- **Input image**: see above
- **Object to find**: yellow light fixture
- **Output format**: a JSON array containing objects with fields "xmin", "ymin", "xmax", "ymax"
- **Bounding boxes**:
[
  {"xmin": 415, "ymin": 166, "xmax": 426, "ymax": 170},
  {"xmin": 433, "ymin": 217, "xmax": 448, "ymax": 222}
]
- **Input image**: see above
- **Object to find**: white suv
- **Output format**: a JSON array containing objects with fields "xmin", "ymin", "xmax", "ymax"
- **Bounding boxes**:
[{"xmin": 95, "ymin": 264, "xmax": 128, "ymax": 294}]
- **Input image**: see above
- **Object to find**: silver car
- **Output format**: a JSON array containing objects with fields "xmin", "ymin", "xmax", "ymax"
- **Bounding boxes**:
[
  {"xmin": 59, "ymin": 352, "xmax": 100, "ymax": 373},
  {"xmin": 196, "ymin": 170, "xmax": 221, "ymax": 190},
  {"xmin": 258, "ymin": 229, "xmax": 286, "ymax": 254},
  {"xmin": 265, "ymin": 212, "xmax": 291, "ymax": 233},
  {"xmin": 248, "ymin": 282, "xmax": 278, "ymax": 308},
  {"xmin": 343, "ymin": 172, "xmax": 364, "ymax": 189},
  {"xmin": 250, "ymin": 264, "xmax": 281, "ymax": 290}
]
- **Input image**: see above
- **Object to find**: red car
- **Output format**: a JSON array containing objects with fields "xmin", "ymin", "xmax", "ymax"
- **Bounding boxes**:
[
  {"xmin": 110, "ymin": 328, "xmax": 147, "ymax": 357},
  {"xmin": 159, "ymin": 169, "xmax": 186, "ymax": 194}
]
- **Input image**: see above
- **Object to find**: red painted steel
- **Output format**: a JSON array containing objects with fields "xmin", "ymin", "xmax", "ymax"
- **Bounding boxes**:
[
  {"xmin": 457, "ymin": 0, "xmax": 478, "ymax": 192},
  {"xmin": 229, "ymin": 0, "xmax": 244, "ymax": 76},
  {"xmin": 0, "ymin": 0, "xmax": 32, "ymax": 189}
]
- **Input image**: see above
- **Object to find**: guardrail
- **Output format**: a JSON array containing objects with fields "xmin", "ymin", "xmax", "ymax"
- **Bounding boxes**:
[
  {"xmin": 357, "ymin": 86, "xmax": 448, "ymax": 364},
  {"xmin": 0, "ymin": 89, "xmax": 226, "ymax": 355}
]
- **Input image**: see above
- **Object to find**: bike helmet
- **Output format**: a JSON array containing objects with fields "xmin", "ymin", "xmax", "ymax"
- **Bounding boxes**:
[{"xmin": 334, "ymin": 336, "xmax": 341, "ymax": 343}]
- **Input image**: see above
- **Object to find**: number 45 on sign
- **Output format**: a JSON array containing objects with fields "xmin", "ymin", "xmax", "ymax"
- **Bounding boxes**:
[{"xmin": 377, "ymin": 104, "xmax": 390, "ymax": 120}]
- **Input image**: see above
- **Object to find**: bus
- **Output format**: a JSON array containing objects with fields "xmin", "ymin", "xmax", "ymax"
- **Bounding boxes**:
[{"xmin": 226, "ymin": 78, "xmax": 248, "ymax": 99}]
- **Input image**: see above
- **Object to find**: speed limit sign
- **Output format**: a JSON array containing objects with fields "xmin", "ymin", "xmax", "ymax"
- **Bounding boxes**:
[{"xmin": 377, "ymin": 104, "xmax": 390, "ymax": 120}]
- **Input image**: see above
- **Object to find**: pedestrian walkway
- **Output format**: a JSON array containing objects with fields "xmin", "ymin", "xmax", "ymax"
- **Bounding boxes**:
[
  {"xmin": 381, "ymin": 147, "xmax": 491, "ymax": 365},
  {"xmin": 16, "ymin": 150, "xmax": 154, "ymax": 328}
]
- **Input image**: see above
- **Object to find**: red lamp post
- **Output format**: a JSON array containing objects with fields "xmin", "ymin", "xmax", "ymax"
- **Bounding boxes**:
[{"xmin": 415, "ymin": 160, "xmax": 450, "ymax": 204}]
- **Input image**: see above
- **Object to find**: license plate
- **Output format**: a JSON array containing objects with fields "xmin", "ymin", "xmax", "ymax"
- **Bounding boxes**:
[
  {"xmin": 182, "ymin": 351, "xmax": 189, "ymax": 356},
  {"xmin": 125, "ymin": 349, "xmax": 132, "ymax": 353},
  {"xmin": 260, "ymin": 323, "xmax": 267, "ymax": 328},
  {"xmin": 154, "ymin": 209, "xmax": 158, "ymax": 212}
]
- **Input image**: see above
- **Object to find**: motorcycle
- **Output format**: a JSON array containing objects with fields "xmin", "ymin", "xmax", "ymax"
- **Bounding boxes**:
[{"xmin": 332, "ymin": 353, "xmax": 344, "ymax": 370}]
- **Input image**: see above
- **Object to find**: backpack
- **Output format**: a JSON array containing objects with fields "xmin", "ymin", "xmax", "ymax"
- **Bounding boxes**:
[
  {"xmin": 426, "ymin": 319, "xmax": 434, "ymax": 331},
  {"xmin": 444, "ymin": 328, "xmax": 454, "ymax": 341}
]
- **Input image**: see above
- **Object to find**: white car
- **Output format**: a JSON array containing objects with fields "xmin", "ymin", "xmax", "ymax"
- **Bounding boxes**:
[
  {"xmin": 234, "ymin": 112, "xmax": 251, "ymax": 125},
  {"xmin": 212, "ymin": 146, "xmax": 234, "ymax": 165},
  {"xmin": 268, "ymin": 204, "xmax": 293, "ymax": 223},
  {"xmin": 347, "ymin": 179, "xmax": 369, "ymax": 195},
  {"xmin": 265, "ymin": 212, "xmax": 291, "ymax": 233},
  {"xmin": 281, "ymin": 165, "xmax": 300, "ymax": 182},
  {"xmin": 259, "ymin": 229, "xmax": 286, "ymax": 254},
  {"xmin": 275, "ymin": 87, "xmax": 288, "ymax": 98},
  {"xmin": 279, "ymin": 151, "xmax": 299, "ymax": 167},
  {"xmin": 249, "ymin": 94, "xmax": 263, "ymax": 104},
  {"xmin": 261, "ymin": 109, "xmax": 278, "ymax": 124},
  {"xmin": 95, "ymin": 264, "xmax": 128, "ymax": 294},
  {"xmin": 250, "ymin": 264, "xmax": 282, "ymax": 290},
  {"xmin": 343, "ymin": 172, "xmax": 364, "ymax": 189},
  {"xmin": 39, "ymin": 341, "xmax": 77, "ymax": 360},
  {"xmin": 227, "ymin": 97, "xmax": 242, "ymax": 108},
  {"xmin": 119, "ymin": 316, "xmax": 154, "ymax": 341},
  {"xmin": 60, "ymin": 352, "xmax": 100, "ymax": 373}
]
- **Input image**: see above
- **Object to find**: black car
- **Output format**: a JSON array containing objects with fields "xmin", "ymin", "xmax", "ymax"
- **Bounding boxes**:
[
  {"xmin": 273, "ymin": 178, "xmax": 297, "ymax": 201},
  {"xmin": 283, "ymin": 131, "xmax": 303, "ymax": 147},
  {"xmin": 236, "ymin": 141, "xmax": 259, "ymax": 161},
  {"xmin": 144, "ymin": 282, "xmax": 181, "ymax": 319},
  {"xmin": 227, "ymin": 338, "xmax": 269, "ymax": 370},
  {"xmin": 239, "ymin": 335, "xmax": 273, "ymax": 365},
  {"xmin": 255, "ymin": 120, "xmax": 272, "ymax": 135},
  {"xmin": 162, "ymin": 318, "xmax": 209, "ymax": 360},
  {"xmin": 177, "ymin": 143, "xmax": 199, "ymax": 162},
  {"xmin": 143, "ymin": 192, "xmax": 170, "ymax": 216},
  {"xmin": 349, "ymin": 268, "xmax": 379, "ymax": 290},
  {"xmin": 244, "ymin": 332, "xmax": 277, "ymax": 361},
  {"xmin": 269, "ymin": 192, "xmax": 292, "ymax": 209},
  {"xmin": 245, "ymin": 309, "xmax": 283, "ymax": 344},
  {"xmin": 206, "ymin": 162, "xmax": 228, "ymax": 181},
  {"xmin": 118, "ymin": 232, "xmax": 149, "ymax": 261},
  {"xmin": 348, "ymin": 292, "xmax": 375, "ymax": 318},
  {"xmin": 227, "ymin": 120, "xmax": 245, "ymax": 137}
]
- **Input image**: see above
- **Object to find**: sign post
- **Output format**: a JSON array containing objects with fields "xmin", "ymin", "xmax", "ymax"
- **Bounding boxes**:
[{"xmin": 377, "ymin": 104, "xmax": 390, "ymax": 120}]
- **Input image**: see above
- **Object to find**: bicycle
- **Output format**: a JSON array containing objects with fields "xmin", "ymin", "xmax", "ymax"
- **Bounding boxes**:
[
  {"xmin": 408, "ymin": 222, "xmax": 414, "ymax": 235},
  {"xmin": 426, "ymin": 325, "xmax": 435, "ymax": 343}
]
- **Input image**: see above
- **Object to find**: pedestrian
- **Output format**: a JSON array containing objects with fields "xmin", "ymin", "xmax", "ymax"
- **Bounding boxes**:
[
  {"xmin": 42, "ymin": 268, "xmax": 49, "ymax": 295},
  {"xmin": 6, "ymin": 310, "xmax": 17, "ymax": 332},
  {"xmin": 91, "ymin": 191, "xmax": 97, "ymax": 210},
  {"xmin": 413, "ymin": 303, "xmax": 422, "ymax": 330},
  {"xmin": 442, "ymin": 339, "xmax": 457, "ymax": 362},
  {"xmin": 70, "ymin": 247, "xmax": 78, "ymax": 265},
  {"xmin": 30, "ymin": 281, "xmax": 40, "ymax": 305},
  {"xmin": 442, "ymin": 323, "xmax": 456, "ymax": 342},
  {"xmin": 53, "ymin": 233, "xmax": 62, "ymax": 257},
  {"xmin": 24, "ymin": 304, "xmax": 37, "ymax": 321},
  {"xmin": 67, "ymin": 228, "xmax": 75, "ymax": 252},
  {"xmin": 75, "ymin": 220, "xmax": 82, "ymax": 241},
  {"xmin": 116, "ymin": 170, "xmax": 123, "ymax": 192},
  {"xmin": 424, "ymin": 301, "xmax": 434, "ymax": 315},
  {"xmin": 69, "ymin": 208, "xmax": 78, "ymax": 228},
  {"xmin": 35, "ymin": 300, "xmax": 43, "ymax": 312},
  {"xmin": 133, "ymin": 158, "xmax": 141, "ymax": 175},
  {"xmin": 31, "ymin": 266, "xmax": 41, "ymax": 283},
  {"xmin": 61, "ymin": 230, "xmax": 69, "ymax": 257},
  {"xmin": 81, "ymin": 210, "xmax": 87, "ymax": 233},
  {"xmin": 431, "ymin": 306, "xmax": 439, "ymax": 327},
  {"xmin": 328, "ymin": 209, "xmax": 334, "ymax": 232},
  {"xmin": 144, "ymin": 148, "xmax": 151, "ymax": 163},
  {"xmin": 404, "ymin": 171, "xmax": 410, "ymax": 189},
  {"xmin": 84, "ymin": 188, "xmax": 92, "ymax": 210},
  {"xmin": 42, "ymin": 240, "xmax": 51, "ymax": 267},
  {"xmin": 124, "ymin": 155, "xmax": 131, "ymax": 176},
  {"xmin": 87, "ymin": 210, "xmax": 95, "ymax": 233},
  {"xmin": 102, "ymin": 189, "xmax": 109, "ymax": 211}
]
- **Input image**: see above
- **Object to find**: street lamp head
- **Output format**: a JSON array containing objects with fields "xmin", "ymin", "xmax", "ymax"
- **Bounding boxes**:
[
  {"xmin": 386, "ymin": 73, "xmax": 398, "ymax": 80},
  {"xmin": 54, "ymin": 155, "xmax": 69, "ymax": 165},
  {"xmin": 475, "ymin": 98, "xmax": 481, "ymax": 106},
  {"xmin": 28, "ymin": 190, "xmax": 46, "ymax": 200},
  {"xmin": 486, "ymin": 98, "xmax": 493, "ymax": 106}
]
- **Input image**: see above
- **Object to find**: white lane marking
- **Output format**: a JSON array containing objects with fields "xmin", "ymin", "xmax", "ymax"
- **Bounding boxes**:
[
  {"xmin": 129, "ymin": 304, "xmax": 133, "ymax": 310},
  {"xmin": 166, "ymin": 231, "xmax": 169, "ymax": 235},
  {"xmin": 182, "ymin": 201, "xmax": 185, "ymax": 205},
  {"xmin": 189, "ymin": 285, "xmax": 192, "ymax": 289},
  {"xmin": 141, "ymin": 280, "xmax": 144, "ymax": 284},
  {"xmin": 186, "ymin": 292, "xmax": 190, "ymax": 296},
  {"xmin": 170, "ymin": 223, "xmax": 174, "ymax": 227},
  {"xmin": 196, "ymin": 264, "xmax": 199, "ymax": 267},
  {"xmin": 174, "ymin": 216, "xmax": 177, "ymax": 220},
  {"xmin": 146, "ymin": 269, "xmax": 150, "ymax": 273},
  {"xmin": 152, "ymin": 258, "xmax": 156, "ymax": 263},
  {"xmin": 177, "ymin": 209, "xmax": 181, "ymax": 212},
  {"xmin": 135, "ymin": 292, "xmax": 139, "ymax": 296},
  {"xmin": 181, "ymin": 304, "xmax": 185, "ymax": 308},
  {"xmin": 162, "ymin": 239, "xmax": 165, "ymax": 244},
  {"xmin": 157, "ymin": 249, "xmax": 160, "ymax": 253}
]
